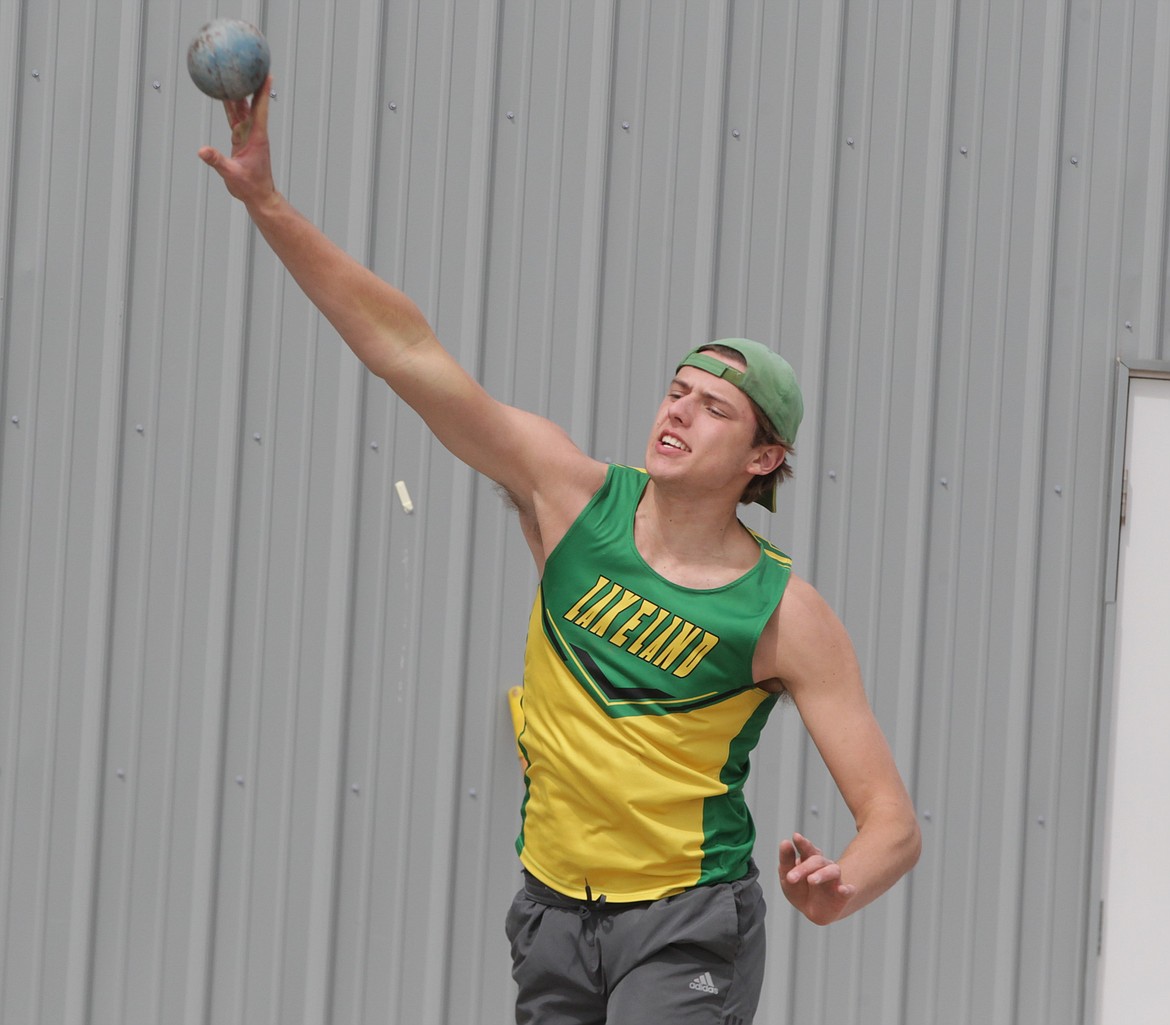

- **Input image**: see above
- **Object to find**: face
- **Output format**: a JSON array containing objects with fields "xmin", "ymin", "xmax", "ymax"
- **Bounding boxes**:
[{"xmin": 644, "ymin": 357, "xmax": 784, "ymax": 495}]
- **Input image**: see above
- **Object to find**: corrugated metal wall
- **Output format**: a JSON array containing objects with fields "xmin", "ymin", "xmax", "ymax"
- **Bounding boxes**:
[{"xmin": 2, "ymin": 1, "xmax": 1167, "ymax": 1023}]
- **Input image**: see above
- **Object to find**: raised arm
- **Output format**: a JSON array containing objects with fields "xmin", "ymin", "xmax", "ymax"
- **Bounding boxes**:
[
  {"xmin": 760, "ymin": 576, "xmax": 921, "ymax": 925},
  {"xmin": 198, "ymin": 79, "xmax": 603, "ymax": 550}
]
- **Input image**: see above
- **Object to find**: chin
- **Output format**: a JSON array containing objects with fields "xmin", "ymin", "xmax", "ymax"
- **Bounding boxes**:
[{"xmin": 644, "ymin": 449, "xmax": 675, "ymax": 475}]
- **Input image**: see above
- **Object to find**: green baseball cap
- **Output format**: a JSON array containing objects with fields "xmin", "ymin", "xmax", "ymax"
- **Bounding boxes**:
[{"xmin": 676, "ymin": 338, "xmax": 803, "ymax": 511}]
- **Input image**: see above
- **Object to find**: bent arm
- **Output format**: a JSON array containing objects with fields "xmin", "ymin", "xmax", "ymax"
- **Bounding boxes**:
[
  {"xmin": 199, "ymin": 79, "xmax": 601, "ymax": 531},
  {"xmin": 766, "ymin": 577, "xmax": 921, "ymax": 924}
]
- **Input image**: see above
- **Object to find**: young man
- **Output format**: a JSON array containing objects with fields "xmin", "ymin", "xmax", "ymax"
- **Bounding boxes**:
[{"xmin": 200, "ymin": 80, "xmax": 920, "ymax": 1025}]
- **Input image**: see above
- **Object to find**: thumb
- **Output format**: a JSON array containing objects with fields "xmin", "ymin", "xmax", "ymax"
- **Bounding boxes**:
[{"xmin": 198, "ymin": 147, "xmax": 244, "ymax": 193}]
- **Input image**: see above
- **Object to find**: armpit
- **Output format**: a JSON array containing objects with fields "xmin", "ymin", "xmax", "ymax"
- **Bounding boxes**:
[{"xmin": 494, "ymin": 483, "xmax": 546, "ymax": 566}]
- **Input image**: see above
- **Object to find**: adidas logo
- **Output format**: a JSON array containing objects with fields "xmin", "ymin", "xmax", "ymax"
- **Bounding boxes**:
[{"xmin": 688, "ymin": 971, "xmax": 720, "ymax": 995}]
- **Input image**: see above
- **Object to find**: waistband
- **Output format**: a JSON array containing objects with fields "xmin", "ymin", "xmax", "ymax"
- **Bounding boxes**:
[
  {"xmin": 521, "ymin": 872, "xmax": 653, "ymax": 915},
  {"xmin": 520, "ymin": 860, "xmax": 759, "ymax": 916}
]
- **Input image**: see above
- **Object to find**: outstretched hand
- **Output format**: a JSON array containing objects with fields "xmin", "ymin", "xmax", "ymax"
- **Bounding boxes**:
[
  {"xmin": 779, "ymin": 832, "xmax": 857, "ymax": 926},
  {"xmin": 198, "ymin": 75, "xmax": 277, "ymax": 209}
]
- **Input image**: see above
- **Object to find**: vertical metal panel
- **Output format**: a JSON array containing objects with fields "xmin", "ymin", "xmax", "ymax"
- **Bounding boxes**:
[{"xmin": 2, "ymin": 1, "xmax": 1169, "ymax": 1023}]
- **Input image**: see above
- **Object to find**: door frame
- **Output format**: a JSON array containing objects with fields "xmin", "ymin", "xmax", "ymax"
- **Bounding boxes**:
[{"xmin": 1084, "ymin": 358, "xmax": 1170, "ymax": 1024}]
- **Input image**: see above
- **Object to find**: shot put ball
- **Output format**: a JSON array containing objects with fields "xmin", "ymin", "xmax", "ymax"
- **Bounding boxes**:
[{"xmin": 187, "ymin": 19, "xmax": 270, "ymax": 101}]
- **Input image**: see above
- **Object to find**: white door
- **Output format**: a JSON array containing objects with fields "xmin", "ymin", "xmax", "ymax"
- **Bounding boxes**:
[{"xmin": 1097, "ymin": 374, "xmax": 1170, "ymax": 1024}]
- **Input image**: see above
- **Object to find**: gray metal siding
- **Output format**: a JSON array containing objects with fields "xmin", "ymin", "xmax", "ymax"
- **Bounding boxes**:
[{"xmin": 1, "ymin": 1, "xmax": 1166, "ymax": 1023}]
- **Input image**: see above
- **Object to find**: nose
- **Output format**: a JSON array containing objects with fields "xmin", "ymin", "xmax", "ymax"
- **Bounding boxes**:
[{"xmin": 667, "ymin": 392, "xmax": 693, "ymax": 424}]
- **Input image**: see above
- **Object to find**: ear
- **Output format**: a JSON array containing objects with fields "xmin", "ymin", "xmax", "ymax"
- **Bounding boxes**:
[{"xmin": 747, "ymin": 444, "xmax": 786, "ymax": 477}]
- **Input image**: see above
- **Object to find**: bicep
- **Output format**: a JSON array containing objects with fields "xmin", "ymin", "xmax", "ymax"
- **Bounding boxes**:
[
  {"xmin": 774, "ymin": 580, "xmax": 912, "ymax": 825},
  {"xmin": 385, "ymin": 336, "xmax": 589, "ymax": 496},
  {"xmin": 801, "ymin": 687, "xmax": 909, "ymax": 828},
  {"xmin": 384, "ymin": 336, "xmax": 606, "ymax": 554}
]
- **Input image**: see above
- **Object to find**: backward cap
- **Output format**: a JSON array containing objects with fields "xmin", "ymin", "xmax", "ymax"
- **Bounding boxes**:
[{"xmin": 676, "ymin": 338, "xmax": 803, "ymax": 446}]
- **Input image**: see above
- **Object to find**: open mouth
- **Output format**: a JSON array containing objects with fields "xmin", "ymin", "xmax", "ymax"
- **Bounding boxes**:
[{"xmin": 659, "ymin": 432, "xmax": 690, "ymax": 452}]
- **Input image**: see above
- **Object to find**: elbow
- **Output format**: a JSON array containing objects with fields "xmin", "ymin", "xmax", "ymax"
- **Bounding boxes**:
[
  {"xmin": 873, "ymin": 799, "xmax": 921, "ymax": 879},
  {"xmin": 907, "ymin": 819, "xmax": 923, "ymax": 869},
  {"xmin": 902, "ymin": 810, "xmax": 923, "ymax": 872}
]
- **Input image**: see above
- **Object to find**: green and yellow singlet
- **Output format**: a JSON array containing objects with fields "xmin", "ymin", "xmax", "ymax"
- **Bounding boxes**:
[{"xmin": 515, "ymin": 463, "xmax": 793, "ymax": 901}]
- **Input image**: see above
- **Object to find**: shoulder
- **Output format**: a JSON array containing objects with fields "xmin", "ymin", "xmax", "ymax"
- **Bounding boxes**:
[
  {"xmin": 517, "ymin": 452, "xmax": 609, "ymax": 570},
  {"xmin": 756, "ymin": 575, "xmax": 859, "ymax": 694},
  {"xmin": 748, "ymin": 529, "xmax": 794, "ymax": 580},
  {"xmin": 775, "ymin": 575, "xmax": 838, "ymax": 633}
]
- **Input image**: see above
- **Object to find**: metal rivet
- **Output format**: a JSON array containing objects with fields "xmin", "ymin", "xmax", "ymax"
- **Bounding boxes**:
[
  {"xmin": 923, "ymin": 810, "xmax": 932, "ymax": 821},
  {"xmin": 10, "ymin": 416, "xmax": 18, "ymax": 425},
  {"xmin": 389, "ymin": 101, "xmax": 397, "ymax": 111},
  {"xmin": 236, "ymin": 776, "xmax": 245, "ymax": 786},
  {"xmin": 253, "ymin": 433, "xmax": 261, "ymax": 442},
  {"xmin": 846, "ymin": 136, "xmax": 854, "ymax": 146},
  {"xmin": 960, "ymin": 146, "xmax": 968, "ymax": 155},
  {"xmin": 136, "ymin": 424, "xmax": 144, "ymax": 433},
  {"xmin": 32, "ymin": 70, "xmax": 40, "ymax": 79},
  {"xmin": 269, "ymin": 90, "xmax": 277, "ymax": 100},
  {"xmin": 116, "ymin": 768, "xmax": 126, "ymax": 779},
  {"xmin": 370, "ymin": 441, "xmax": 378, "ymax": 450},
  {"xmin": 828, "ymin": 470, "xmax": 837, "ymax": 480},
  {"xmin": 1054, "ymin": 485, "xmax": 1063, "ymax": 495},
  {"xmin": 1037, "ymin": 816, "xmax": 1046, "ymax": 826},
  {"xmin": 732, "ymin": 128, "xmax": 741, "ymax": 138},
  {"xmin": 1069, "ymin": 156, "xmax": 1079, "ymax": 165},
  {"xmin": 622, "ymin": 121, "xmax": 630, "ymax": 130},
  {"xmin": 351, "ymin": 784, "xmax": 360, "ymax": 794},
  {"xmin": 810, "ymin": 805, "xmax": 819, "ymax": 816},
  {"xmin": 506, "ymin": 110, "xmax": 515, "ymax": 120},
  {"xmin": 152, "ymin": 81, "xmax": 161, "ymax": 91},
  {"xmin": 1125, "ymin": 320, "xmax": 1133, "ymax": 330},
  {"xmin": 940, "ymin": 477, "xmax": 949, "ymax": 487},
  {"xmin": 469, "ymin": 788, "xmax": 478, "ymax": 798}
]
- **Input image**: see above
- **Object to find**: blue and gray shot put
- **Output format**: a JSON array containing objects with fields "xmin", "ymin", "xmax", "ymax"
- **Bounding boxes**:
[{"xmin": 187, "ymin": 19, "xmax": 270, "ymax": 101}]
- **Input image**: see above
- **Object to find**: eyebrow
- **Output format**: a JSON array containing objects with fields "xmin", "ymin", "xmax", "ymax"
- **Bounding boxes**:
[{"xmin": 668, "ymin": 376, "xmax": 742, "ymax": 415}]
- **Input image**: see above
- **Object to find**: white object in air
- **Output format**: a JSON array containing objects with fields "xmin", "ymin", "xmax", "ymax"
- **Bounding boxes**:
[{"xmin": 395, "ymin": 480, "xmax": 414, "ymax": 513}]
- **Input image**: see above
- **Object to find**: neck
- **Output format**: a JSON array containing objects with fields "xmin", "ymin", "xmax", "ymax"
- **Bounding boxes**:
[{"xmin": 634, "ymin": 481, "xmax": 759, "ymax": 588}]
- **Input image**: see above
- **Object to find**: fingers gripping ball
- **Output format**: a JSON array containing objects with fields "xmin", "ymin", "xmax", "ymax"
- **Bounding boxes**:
[{"xmin": 187, "ymin": 19, "xmax": 270, "ymax": 101}]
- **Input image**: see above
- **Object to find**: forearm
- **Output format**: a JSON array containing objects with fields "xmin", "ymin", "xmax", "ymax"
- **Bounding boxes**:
[
  {"xmin": 245, "ymin": 189, "xmax": 434, "ymax": 380},
  {"xmin": 198, "ymin": 80, "xmax": 574, "ymax": 500},
  {"xmin": 835, "ymin": 802, "xmax": 921, "ymax": 917}
]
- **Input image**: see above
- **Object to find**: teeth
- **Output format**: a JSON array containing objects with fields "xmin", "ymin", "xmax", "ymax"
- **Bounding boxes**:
[{"xmin": 661, "ymin": 435, "xmax": 688, "ymax": 451}]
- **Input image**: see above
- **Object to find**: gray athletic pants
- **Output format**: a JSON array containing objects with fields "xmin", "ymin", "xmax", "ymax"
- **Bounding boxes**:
[{"xmin": 506, "ymin": 862, "xmax": 766, "ymax": 1025}]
